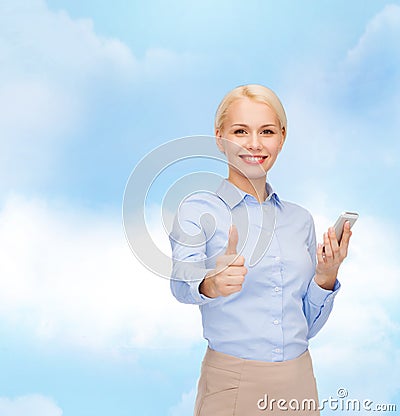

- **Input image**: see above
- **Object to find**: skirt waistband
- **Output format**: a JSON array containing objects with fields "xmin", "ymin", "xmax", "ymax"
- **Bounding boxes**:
[{"xmin": 203, "ymin": 347, "xmax": 311, "ymax": 372}]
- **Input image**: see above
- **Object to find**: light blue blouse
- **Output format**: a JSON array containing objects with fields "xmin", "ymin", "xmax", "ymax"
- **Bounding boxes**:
[{"xmin": 169, "ymin": 178, "xmax": 340, "ymax": 362}]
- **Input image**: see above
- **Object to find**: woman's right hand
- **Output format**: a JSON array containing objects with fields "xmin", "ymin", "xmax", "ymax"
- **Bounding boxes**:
[{"xmin": 199, "ymin": 225, "xmax": 247, "ymax": 298}]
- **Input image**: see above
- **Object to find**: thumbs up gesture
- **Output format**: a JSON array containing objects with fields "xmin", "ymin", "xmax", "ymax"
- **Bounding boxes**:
[{"xmin": 199, "ymin": 225, "xmax": 247, "ymax": 298}]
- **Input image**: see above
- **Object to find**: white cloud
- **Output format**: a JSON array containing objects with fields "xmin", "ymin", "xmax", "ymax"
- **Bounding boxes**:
[
  {"xmin": 346, "ymin": 4, "xmax": 400, "ymax": 68},
  {"xmin": 279, "ymin": 3, "xmax": 400, "ymax": 186},
  {"xmin": 0, "ymin": 0, "xmax": 136, "ymax": 83},
  {"xmin": 0, "ymin": 0, "xmax": 201, "ymax": 193},
  {"xmin": 0, "ymin": 194, "xmax": 203, "ymax": 356},
  {"xmin": 0, "ymin": 0, "xmax": 134, "ymax": 192},
  {"xmin": 342, "ymin": 3, "xmax": 400, "ymax": 121},
  {"xmin": 168, "ymin": 389, "xmax": 196, "ymax": 416},
  {"xmin": 0, "ymin": 395, "xmax": 62, "ymax": 416}
]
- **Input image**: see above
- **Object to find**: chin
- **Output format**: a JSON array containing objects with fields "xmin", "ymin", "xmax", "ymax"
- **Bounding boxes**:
[
  {"xmin": 230, "ymin": 165, "xmax": 267, "ymax": 181},
  {"xmin": 244, "ymin": 172, "xmax": 268, "ymax": 180}
]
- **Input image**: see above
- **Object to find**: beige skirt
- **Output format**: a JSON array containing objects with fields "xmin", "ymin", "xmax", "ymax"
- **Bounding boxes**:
[{"xmin": 194, "ymin": 347, "xmax": 320, "ymax": 416}]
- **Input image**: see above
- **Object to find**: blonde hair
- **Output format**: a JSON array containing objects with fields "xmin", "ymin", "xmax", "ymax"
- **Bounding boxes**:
[{"xmin": 214, "ymin": 84, "xmax": 287, "ymax": 135}]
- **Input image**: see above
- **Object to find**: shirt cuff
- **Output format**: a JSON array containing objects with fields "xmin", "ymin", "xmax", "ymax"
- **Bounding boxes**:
[
  {"xmin": 307, "ymin": 277, "xmax": 341, "ymax": 306},
  {"xmin": 189, "ymin": 268, "xmax": 216, "ymax": 304}
]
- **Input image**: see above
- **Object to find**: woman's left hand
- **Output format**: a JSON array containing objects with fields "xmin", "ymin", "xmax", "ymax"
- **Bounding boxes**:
[{"xmin": 314, "ymin": 221, "xmax": 352, "ymax": 290}]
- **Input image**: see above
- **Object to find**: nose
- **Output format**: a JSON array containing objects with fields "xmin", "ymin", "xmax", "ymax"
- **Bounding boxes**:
[{"xmin": 245, "ymin": 132, "xmax": 262, "ymax": 150}]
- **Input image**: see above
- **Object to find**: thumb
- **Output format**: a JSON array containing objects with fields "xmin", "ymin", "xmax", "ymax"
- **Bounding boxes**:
[{"xmin": 225, "ymin": 224, "xmax": 238, "ymax": 255}]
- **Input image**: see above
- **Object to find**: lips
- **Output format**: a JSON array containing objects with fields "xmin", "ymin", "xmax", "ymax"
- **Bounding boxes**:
[{"xmin": 239, "ymin": 155, "xmax": 268, "ymax": 164}]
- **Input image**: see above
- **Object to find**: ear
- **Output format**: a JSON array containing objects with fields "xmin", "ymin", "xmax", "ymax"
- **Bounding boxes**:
[
  {"xmin": 278, "ymin": 126, "xmax": 286, "ymax": 152},
  {"xmin": 215, "ymin": 128, "xmax": 225, "ymax": 153}
]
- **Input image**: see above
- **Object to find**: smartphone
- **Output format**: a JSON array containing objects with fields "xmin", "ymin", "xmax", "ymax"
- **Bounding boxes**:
[{"xmin": 333, "ymin": 211, "xmax": 359, "ymax": 244}]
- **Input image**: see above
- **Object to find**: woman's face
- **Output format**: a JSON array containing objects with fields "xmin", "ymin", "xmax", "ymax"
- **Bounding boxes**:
[{"xmin": 216, "ymin": 97, "xmax": 286, "ymax": 181}]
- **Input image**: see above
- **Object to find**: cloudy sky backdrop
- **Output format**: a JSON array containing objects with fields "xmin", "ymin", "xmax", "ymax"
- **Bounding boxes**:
[{"xmin": 0, "ymin": 0, "xmax": 399, "ymax": 414}]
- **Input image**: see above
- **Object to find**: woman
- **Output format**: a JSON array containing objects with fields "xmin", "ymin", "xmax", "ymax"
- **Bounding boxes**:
[{"xmin": 169, "ymin": 84, "xmax": 352, "ymax": 415}]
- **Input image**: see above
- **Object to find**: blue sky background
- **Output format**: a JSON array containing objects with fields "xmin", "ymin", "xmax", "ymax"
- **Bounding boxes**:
[{"xmin": 0, "ymin": 0, "xmax": 399, "ymax": 415}]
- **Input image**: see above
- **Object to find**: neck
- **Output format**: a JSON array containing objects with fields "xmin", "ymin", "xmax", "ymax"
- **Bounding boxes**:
[{"xmin": 227, "ymin": 174, "xmax": 267, "ymax": 203}]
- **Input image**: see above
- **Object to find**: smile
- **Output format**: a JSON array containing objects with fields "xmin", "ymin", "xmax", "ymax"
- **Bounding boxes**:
[{"xmin": 239, "ymin": 155, "xmax": 267, "ymax": 164}]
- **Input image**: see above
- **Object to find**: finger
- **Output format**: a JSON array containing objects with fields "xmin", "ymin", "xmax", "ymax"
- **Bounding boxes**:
[
  {"xmin": 218, "ymin": 274, "xmax": 244, "ymax": 288},
  {"xmin": 225, "ymin": 224, "xmax": 238, "ymax": 255},
  {"xmin": 225, "ymin": 254, "xmax": 245, "ymax": 266},
  {"xmin": 340, "ymin": 221, "xmax": 352, "ymax": 248},
  {"xmin": 223, "ymin": 284, "xmax": 243, "ymax": 296},
  {"xmin": 328, "ymin": 226, "xmax": 340, "ymax": 257},
  {"xmin": 317, "ymin": 242, "xmax": 325, "ymax": 264},
  {"xmin": 225, "ymin": 275, "xmax": 245, "ymax": 286},
  {"xmin": 216, "ymin": 255, "xmax": 245, "ymax": 274},
  {"xmin": 323, "ymin": 232, "xmax": 333, "ymax": 259},
  {"xmin": 226, "ymin": 266, "xmax": 247, "ymax": 276},
  {"xmin": 339, "ymin": 222, "xmax": 352, "ymax": 257}
]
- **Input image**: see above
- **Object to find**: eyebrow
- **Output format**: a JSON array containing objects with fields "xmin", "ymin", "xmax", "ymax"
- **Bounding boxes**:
[{"xmin": 230, "ymin": 123, "xmax": 277, "ymax": 128}]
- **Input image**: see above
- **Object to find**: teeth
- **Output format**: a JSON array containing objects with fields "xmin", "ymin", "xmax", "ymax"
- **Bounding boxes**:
[{"xmin": 242, "ymin": 156, "xmax": 264, "ymax": 161}]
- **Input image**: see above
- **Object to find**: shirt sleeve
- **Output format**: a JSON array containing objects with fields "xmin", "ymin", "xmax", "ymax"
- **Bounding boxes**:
[
  {"xmin": 303, "ymin": 213, "xmax": 341, "ymax": 339},
  {"xmin": 169, "ymin": 198, "xmax": 216, "ymax": 305}
]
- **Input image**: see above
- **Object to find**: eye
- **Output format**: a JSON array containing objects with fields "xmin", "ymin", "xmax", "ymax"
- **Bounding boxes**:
[
  {"xmin": 234, "ymin": 129, "xmax": 247, "ymax": 134},
  {"xmin": 261, "ymin": 129, "xmax": 275, "ymax": 135}
]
